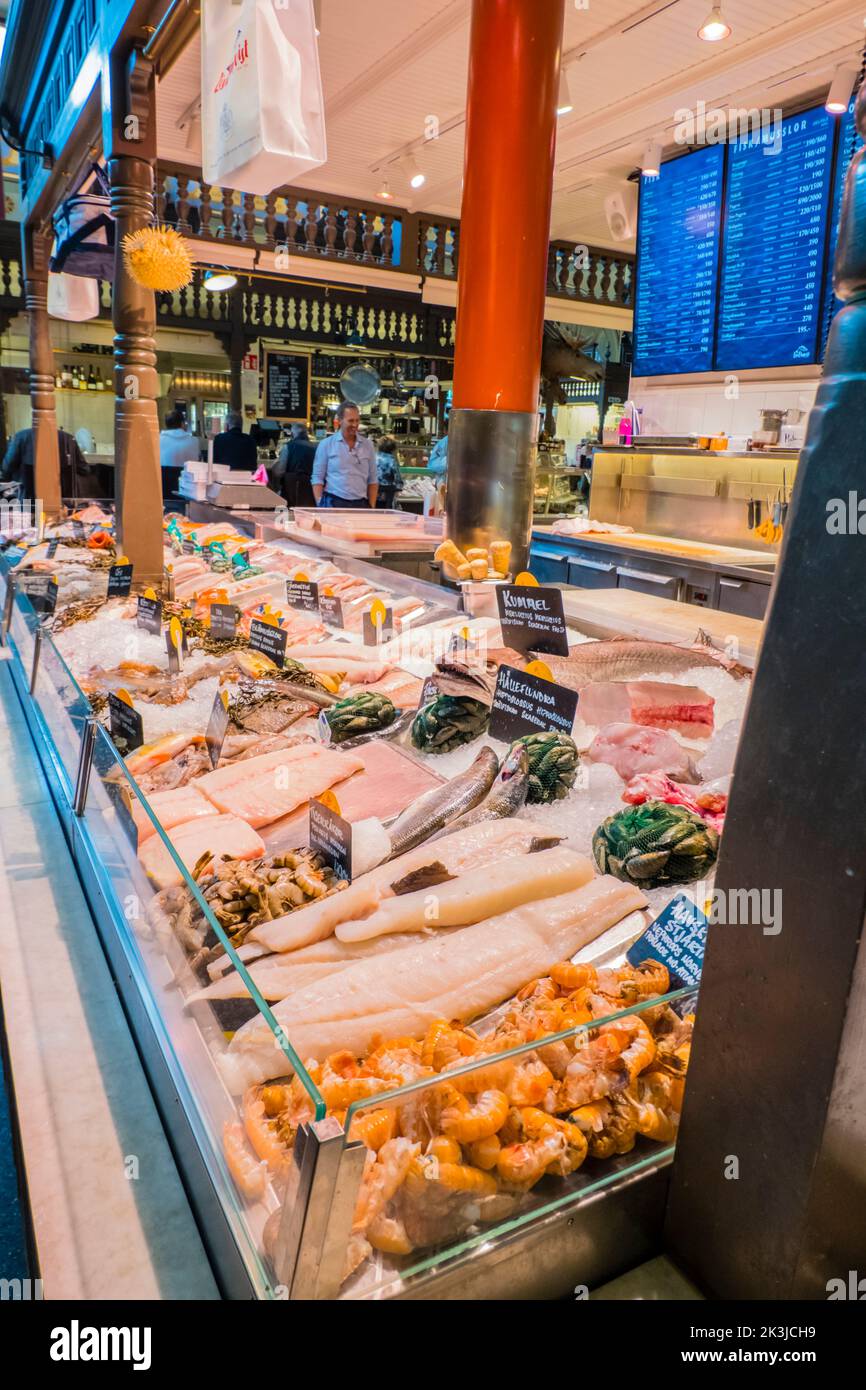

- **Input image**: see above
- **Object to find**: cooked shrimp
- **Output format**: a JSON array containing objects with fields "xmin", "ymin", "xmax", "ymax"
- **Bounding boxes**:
[
  {"xmin": 558, "ymin": 1033, "xmax": 629, "ymax": 1109},
  {"xmin": 465, "ymin": 1133, "xmax": 501, "ymax": 1171},
  {"xmin": 505, "ymin": 1058, "xmax": 555, "ymax": 1108},
  {"xmin": 223, "ymin": 1122, "xmax": 268, "ymax": 1201},
  {"xmin": 440, "ymin": 1088, "xmax": 509, "ymax": 1143},
  {"xmin": 520, "ymin": 1107, "xmax": 588, "ymax": 1174},
  {"xmin": 496, "ymin": 1131, "xmax": 568, "ymax": 1187},
  {"xmin": 427, "ymin": 1135, "xmax": 462, "ymax": 1164},
  {"xmin": 348, "ymin": 1107, "xmax": 397, "ymax": 1152},
  {"xmin": 406, "ymin": 1153, "xmax": 497, "ymax": 1196},
  {"xmin": 420, "ymin": 1020, "xmax": 478, "ymax": 1071},
  {"xmin": 550, "ymin": 962, "xmax": 598, "ymax": 993},
  {"xmin": 367, "ymin": 1213, "xmax": 414, "ymax": 1255},
  {"xmin": 353, "ymin": 1138, "xmax": 419, "ymax": 1232},
  {"xmin": 599, "ymin": 1015, "xmax": 656, "ymax": 1081}
]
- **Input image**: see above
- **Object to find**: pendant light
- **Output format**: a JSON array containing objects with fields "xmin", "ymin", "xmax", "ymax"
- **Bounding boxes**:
[
  {"xmin": 202, "ymin": 269, "xmax": 238, "ymax": 291},
  {"xmin": 826, "ymin": 64, "xmax": 858, "ymax": 115},
  {"xmin": 376, "ymin": 179, "xmax": 394, "ymax": 200},
  {"xmin": 697, "ymin": 5, "xmax": 731, "ymax": 42}
]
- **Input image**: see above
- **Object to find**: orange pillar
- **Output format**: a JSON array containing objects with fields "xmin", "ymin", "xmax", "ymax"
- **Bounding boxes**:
[
  {"xmin": 446, "ymin": 0, "xmax": 564, "ymax": 574},
  {"xmin": 453, "ymin": 0, "xmax": 563, "ymax": 412}
]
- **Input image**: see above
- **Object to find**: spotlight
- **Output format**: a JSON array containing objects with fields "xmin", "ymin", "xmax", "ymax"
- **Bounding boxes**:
[
  {"xmin": 641, "ymin": 141, "xmax": 662, "ymax": 177},
  {"xmin": 826, "ymin": 64, "xmax": 858, "ymax": 115},
  {"xmin": 697, "ymin": 5, "xmax": 731, "ymax": 42},
  {"xmin": 401, "ymin": 155, "xmax": 426, "ymax": 190}
]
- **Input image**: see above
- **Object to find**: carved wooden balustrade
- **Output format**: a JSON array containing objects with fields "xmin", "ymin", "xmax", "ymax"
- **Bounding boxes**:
[{"xmin": 155, "ymin": 164, "xmax": 633, "ymax": 309}]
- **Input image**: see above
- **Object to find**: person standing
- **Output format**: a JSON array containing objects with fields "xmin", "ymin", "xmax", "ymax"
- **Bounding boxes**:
[
  {"xmin": 375, "ymin": 435, "xmax": 404, "ymax": 509},
  {"xmin": 159, "ymin": 410, "xmax": 200, "ymax": 501},
  {"xmin": 213, "ymin": 410, "xmax": 258, "ymax": 471},
  {"xmin": 1, "ymin": 426, "xmax": 90, "ymax": 500},
  {"xmin": 276, "ymin": 423, "xmax": 317, "ymax": 506},
  {"xmin": 311, "ymin": 401, "xmax": 377, "ymax": 509}
]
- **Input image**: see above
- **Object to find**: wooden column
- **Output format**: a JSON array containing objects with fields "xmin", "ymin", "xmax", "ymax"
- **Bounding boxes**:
[
  {"xmin": 228, "ymin": 282, "xmax": 245, "ymax": 412},
  {"xmin": 21, "ymin": 226, "xmax": 61, "ymax": 516},
  {"xmin": 104, "ymin": 49, "xmax": 163, "ymax": 585}
]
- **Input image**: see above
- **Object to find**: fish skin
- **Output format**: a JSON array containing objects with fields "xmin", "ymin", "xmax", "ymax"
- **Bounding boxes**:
[
  {"xmin": 386, "ymin": 745, "xmax": 499, "ymax": 857},
  {"xmin": 487, "ymin": 635, "xmax": 749, "ymax": 687},
  {"xmin": 222, "ymin": 875, "xmax": 647, "ymax": 1090},
  {"xmin": 428, "ymin": 746, "xmax": 529, "ymax": 839}
]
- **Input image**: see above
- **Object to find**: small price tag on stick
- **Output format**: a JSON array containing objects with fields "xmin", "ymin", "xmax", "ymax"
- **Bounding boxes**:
[
  {"xmin": 488, "ymin": 664, "xmax": 578, "ymax": 742},
  {"xmin": 205, "ymin": 690, "xmax": 231, "ymax": 769},
  {"xmin": 363, "ymin": 598, "xmax": 393, "ymax": 646},
  {"xmin": 108, "ymin": 688, "xmax": 144, "ymax": 754},
  {"xmin": 309, "ymin": 793, "xmax": 353, "ymax": 882},
  {"xmin": 626, "ymin": 893, "xmax": 708, "ymax": 989}
]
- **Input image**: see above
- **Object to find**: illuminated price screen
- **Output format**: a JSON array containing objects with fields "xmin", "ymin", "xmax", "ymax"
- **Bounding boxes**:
[
  {"xmin": 820, "ymin": 97, "xmax": 863, "ymax": 354},
  {"xmin": 632, "ymin": 144, "xmax": 724, "ymax": 376},
  {"xmin": 715, "ymin": 106, "xmax": 834, "ymax": 370}
]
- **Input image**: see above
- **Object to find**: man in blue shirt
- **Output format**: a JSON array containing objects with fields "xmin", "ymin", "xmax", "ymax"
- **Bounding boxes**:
[{"xmin": 311, "ymin": 401, "xmax": 378, "ymax": 508}]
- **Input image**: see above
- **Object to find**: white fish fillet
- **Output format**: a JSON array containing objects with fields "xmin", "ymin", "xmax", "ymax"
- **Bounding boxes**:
[
  {"xmin": 139, "ymin": 814, "xmax": 265, "ymax": 890},
  {"xmin": 189, "ymin": 928, "xmax": 465, "ymax": 1002},
  {"xmin": 335, "ymin": 846, "xmax": 594, "ymax": 942},
  {"xmin": 132, "ymin": 784, "xmax": 219, "ymax": 844},
  {"xmin": 249, "ymin": 817, "xmax": 550, "ymax": 954},
  {"xmin": 194, "ymin": 745, "xmax": 364, "ymax": 829},
  {"xmin": 221, "ymin": 875, "xmax": 646, "ymax": 1091}
]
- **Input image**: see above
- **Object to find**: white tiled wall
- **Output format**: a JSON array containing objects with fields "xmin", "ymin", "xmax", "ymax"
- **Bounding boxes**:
[{"xmin": 630, "ymin": 377, "xmax": 820, "ymax": 440}]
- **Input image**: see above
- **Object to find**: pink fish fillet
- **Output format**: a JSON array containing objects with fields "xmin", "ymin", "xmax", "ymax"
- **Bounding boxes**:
[
  {"xmin": 622, "ymin": 772, "xmax": 727, "ymax": 831},
  {"xmin": 195, "ymin": 746, "xmax": 365, "ymax": 829},
  {"xmin": 579, "ymin": 681, "xmax": 714, "ymax": 739},
  {"xmin": 139, "ymin": 814, "xmax": 265, "ymax": 890},
  {"xmin": 132, "ymin": 784, "xmax": 219, "ymax": 844},
  {"xmin": 587, "ymin": 723, "xmax": 700, "ymax": 783}
]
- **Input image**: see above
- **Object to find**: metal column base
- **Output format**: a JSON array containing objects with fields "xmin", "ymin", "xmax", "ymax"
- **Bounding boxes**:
[{"xmin": 445, "ymin": 408, "xmax": 537, "ymax": 576}]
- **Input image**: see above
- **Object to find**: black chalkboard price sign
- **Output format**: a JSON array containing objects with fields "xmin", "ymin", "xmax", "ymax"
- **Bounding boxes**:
[{"xmin": 263, "ymin": 349, "xmax": 311, "ymax": 422}]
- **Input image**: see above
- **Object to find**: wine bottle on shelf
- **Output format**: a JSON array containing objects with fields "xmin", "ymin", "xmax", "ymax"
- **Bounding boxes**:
[
  {"xmin": 87, "ymin": 366, "xmax": 96, "ymax": 390},
  {"xmin": 79, "ymin": 365, "xmax": 88, "ymax": 390},
  {"xmin": 96, "ymin": 370, "xmax": 105, "ymax": 391},
  {"xmin": 71, "ymin": 366, "xmax": 79, "ymax": 390},
  {"xmin": 54, "ymin": 370, "xmax": 62, "ymax": 389}
]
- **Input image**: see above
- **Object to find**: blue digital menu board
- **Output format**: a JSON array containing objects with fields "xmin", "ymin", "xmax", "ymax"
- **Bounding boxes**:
[
  {"xmin": 632, "ymin": 144, "xmax": 724, "ymax": 376},
  {"xmin": 715, "ymin": 105, "xmax": 834, "ymax": 370},
  {"xmin": 820, "ymin": 98, "xmax": 863, "ymax": 353}
]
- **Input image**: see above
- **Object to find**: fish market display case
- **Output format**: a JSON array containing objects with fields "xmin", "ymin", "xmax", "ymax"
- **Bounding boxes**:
[{"xmin": 0, "ymin": 553, "xmax": 690, "ymax": 1301}]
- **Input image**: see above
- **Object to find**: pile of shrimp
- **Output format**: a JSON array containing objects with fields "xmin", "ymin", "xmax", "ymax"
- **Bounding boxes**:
[{"xmin": 224, "ymin": 957, "xmax": 693, "ymax": 1282}]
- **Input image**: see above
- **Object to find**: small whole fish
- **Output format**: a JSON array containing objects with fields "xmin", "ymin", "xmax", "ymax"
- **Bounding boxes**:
[
  {"xmin": 489, "ymin": 632, "xmax": 750, "ymax": 687},
  {"xmin": 386, "ymin": 745, "xmax": 499, "ymax": 857},
  {"xmin": 429, "ymin": 745, "xmax": 529, "ymax": 838}
]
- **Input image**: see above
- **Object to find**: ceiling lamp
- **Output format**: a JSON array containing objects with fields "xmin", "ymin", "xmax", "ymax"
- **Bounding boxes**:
[
  {"xmin": 401, "ymin": 154, "xmax": 426, "ymax": 190},
  {"xmin": 697, "ymin": 5, "xmax": 730, "ymax": 42},
  {"xmin": 313, "ymin": 0, "xmax": 322, "ymax": 36},
  {"xmin": 557, "ymin": 69, "xmax": 574, "ymax": 117},
  {"xmin": 641, "ymin": 141, "xmax": 662, "ymax": 177},
  {"xmin": 376, "ymin": 179, "xmax": 394, "ymax": 200},
  {"xmin": 202, "ymin": 269, "xmax": 238, "ymax": 291},
  {"xmin": 826, "ymin": 64, "xmax": 858, "ymax": 115}
]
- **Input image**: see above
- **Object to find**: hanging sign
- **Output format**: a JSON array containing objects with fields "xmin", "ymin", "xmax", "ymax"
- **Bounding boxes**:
[{"xmin": 488, "ymin": 664, "xmax": 578, "ymax": 742}]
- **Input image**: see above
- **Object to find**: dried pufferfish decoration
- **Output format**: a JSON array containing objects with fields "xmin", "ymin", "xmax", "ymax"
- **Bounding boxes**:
[{"xmin": 121, "ymin": 225, "xmax": 194, "ymax": 291}]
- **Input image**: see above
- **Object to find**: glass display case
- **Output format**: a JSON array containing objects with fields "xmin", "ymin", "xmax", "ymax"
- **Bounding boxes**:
[{"xmin": 0, "ymin": 552, "xmax": 692, "ymax": 1300}]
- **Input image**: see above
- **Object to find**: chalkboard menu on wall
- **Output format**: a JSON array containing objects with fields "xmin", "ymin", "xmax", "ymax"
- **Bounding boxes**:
[
  {"xmin": 632, "ymin": 144, "xmax": 724, "ymax": 376},
  {"xmin": 716, "ymin": 105, "xmax": 833, "ymax": 371},
  {"xmin": 264, "ymin": 350, "xmax": 311, "ymax": 421}
]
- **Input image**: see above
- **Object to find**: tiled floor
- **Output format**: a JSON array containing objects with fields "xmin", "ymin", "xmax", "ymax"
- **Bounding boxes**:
[{"xmin": 0, "ymin": 662, "xmax": 218, "ymax": 1299}]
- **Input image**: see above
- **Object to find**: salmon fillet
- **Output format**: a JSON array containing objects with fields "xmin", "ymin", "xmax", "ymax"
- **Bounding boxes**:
[
  {"xmin": 139, "ymin": 814, "xmax": 265, "ymax": 890},
  {"xmin": 222, "ymin": 875, "xmax": 646, "ymax": 1090}
]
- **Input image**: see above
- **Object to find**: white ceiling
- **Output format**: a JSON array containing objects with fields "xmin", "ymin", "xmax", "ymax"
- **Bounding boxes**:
[{"xmin": 156, "ymin": 0, "xmax": 866, "ymax": 252}]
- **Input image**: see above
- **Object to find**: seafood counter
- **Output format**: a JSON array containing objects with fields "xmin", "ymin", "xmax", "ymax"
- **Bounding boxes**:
[{"xmin": 0, "ymin": 506, "xmax": 748, "ymax": 1299}]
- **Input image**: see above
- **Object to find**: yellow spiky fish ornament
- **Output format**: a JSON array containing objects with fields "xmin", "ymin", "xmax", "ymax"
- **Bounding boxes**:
[{"xmin": 122, "ymin": 225, "xmax": 194, "ymax": 291}]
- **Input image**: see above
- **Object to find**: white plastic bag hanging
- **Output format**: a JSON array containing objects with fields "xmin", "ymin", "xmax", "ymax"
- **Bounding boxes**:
[
  {"xmin": 47, "ymin": 268, "xmax": 100, "ymax": 321},
  {"xmin": 201, "ymin": 0, "xmax": 326, "ymax": 196}
]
